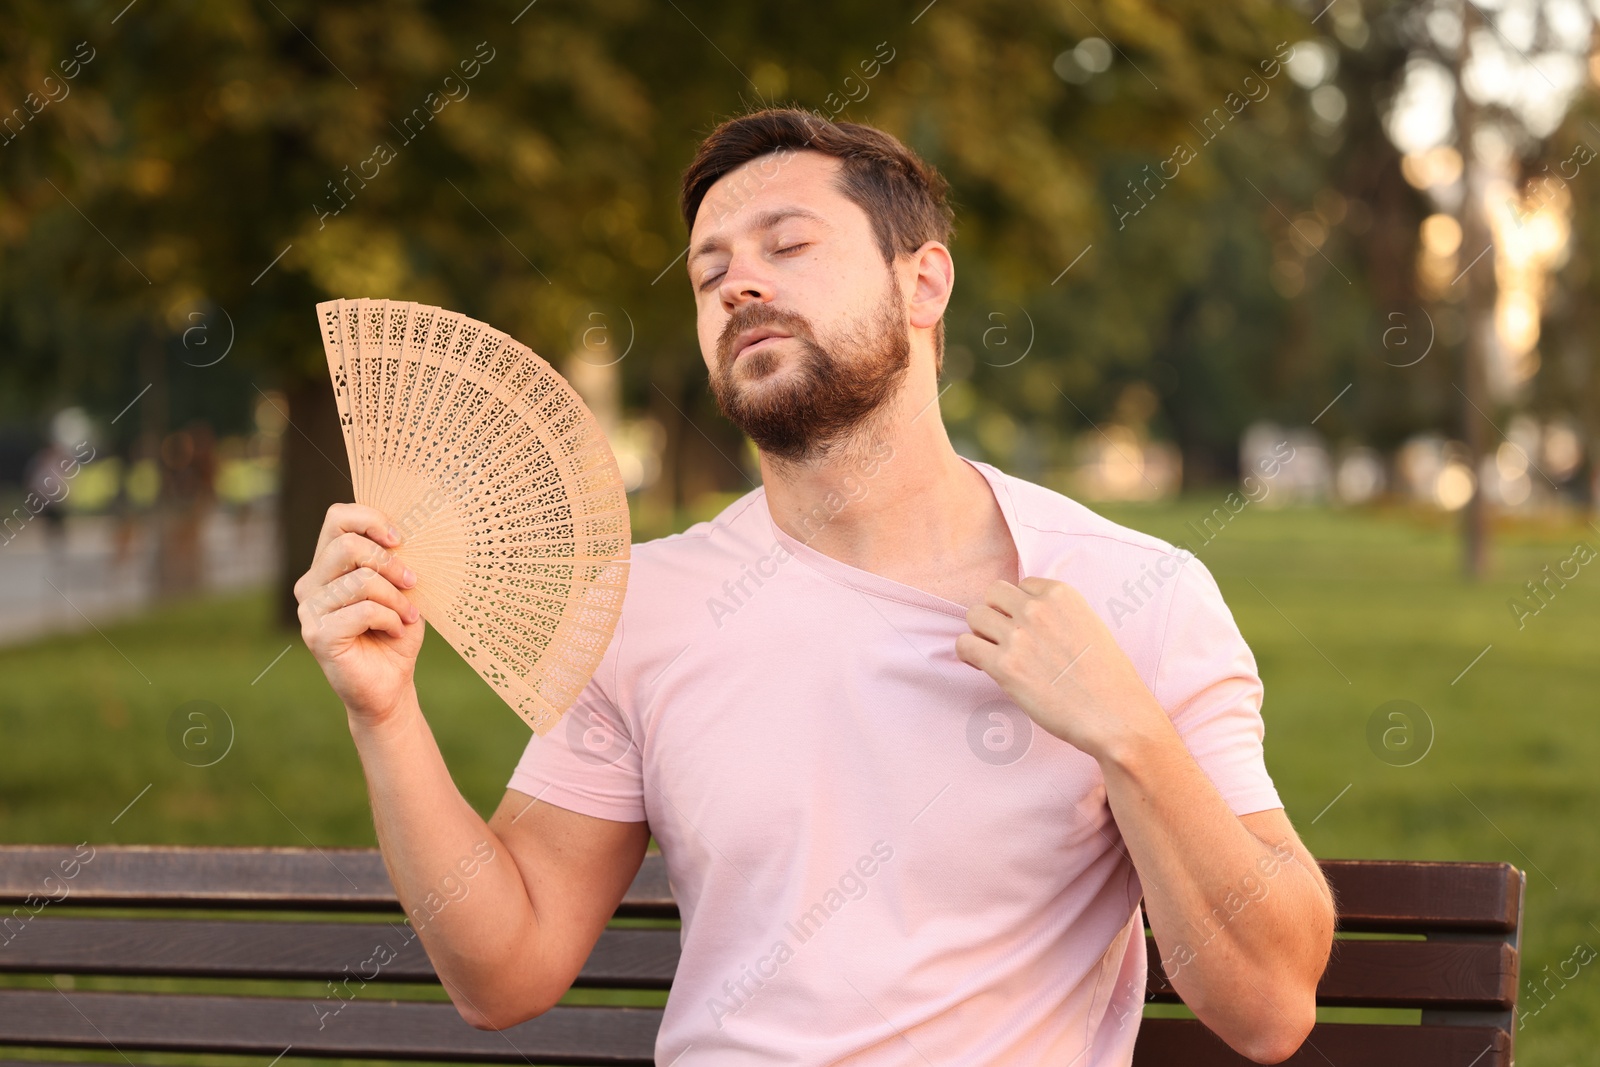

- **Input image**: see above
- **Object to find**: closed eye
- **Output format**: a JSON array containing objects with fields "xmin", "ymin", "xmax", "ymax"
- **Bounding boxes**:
[{"xmin": 697, "ymin": 243, "xmax": 812, "ymax": 292}]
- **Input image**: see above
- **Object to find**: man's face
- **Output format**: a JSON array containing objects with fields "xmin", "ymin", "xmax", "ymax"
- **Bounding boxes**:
[{"xmin": 688, "ymin": 150, "xmax": 911, "ymax": 463}]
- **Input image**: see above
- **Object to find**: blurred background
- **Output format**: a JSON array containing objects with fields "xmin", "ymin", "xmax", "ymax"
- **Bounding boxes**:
[{"xmin": 1, "ymin": 0, "xmax": 1597, "ymax": 1060}]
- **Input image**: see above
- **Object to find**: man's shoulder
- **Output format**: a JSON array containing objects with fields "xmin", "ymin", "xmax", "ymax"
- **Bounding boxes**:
[
  {"xmin": 631, "ymin": 487, "xmax": 771, "ymax": 561},
  {"xmin": 616, "ymin": 487, "xmax": 774, "ymax": 608},
  {"xmin": 600, "ymin": 489, "xmax": 778, "ymax": 669}
]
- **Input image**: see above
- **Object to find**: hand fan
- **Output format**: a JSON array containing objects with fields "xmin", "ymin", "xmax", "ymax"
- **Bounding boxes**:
[{"xmin": 314, "ymin": 298, "xmax": 630, "ymax": 735}]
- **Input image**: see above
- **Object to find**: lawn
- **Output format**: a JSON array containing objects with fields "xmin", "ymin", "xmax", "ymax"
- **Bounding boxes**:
[{"xmin": 0, "ymin": 498, "xmax": 1595, "ymax": 1063}]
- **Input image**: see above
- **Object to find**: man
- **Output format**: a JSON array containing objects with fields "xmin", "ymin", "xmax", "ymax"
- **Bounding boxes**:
[{"xmin": 296, "ymin": 108, "xmax": 1334, "ymax": 1065}]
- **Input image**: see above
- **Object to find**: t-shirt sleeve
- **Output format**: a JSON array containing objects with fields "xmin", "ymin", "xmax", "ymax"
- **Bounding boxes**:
[
  {"xmin": 1152, "ymin": 557, "xmax": 1282, "ymax": 817},
  {"xmin": 506, "ymin": 615, "xmax": 647, "ymax": 823}
]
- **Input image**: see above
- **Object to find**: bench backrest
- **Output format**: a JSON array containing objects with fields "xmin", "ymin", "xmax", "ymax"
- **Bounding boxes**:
[{"xmin": 0, "ymin": 847, "xmax": 1522, "ymax": 1065}]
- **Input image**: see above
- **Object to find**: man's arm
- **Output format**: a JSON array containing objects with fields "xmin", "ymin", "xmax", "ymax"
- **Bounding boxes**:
[
  {"xmin": 958, "ymin": 577, "xmax": 1334, "ymax": 1065},
  {"xmin": 349, "ymin": 698, "xmax": 649, "ymax": 1028},
  {"xmin": 297, "ymin": 504, "xmax": 649, "ymax": 1029},
  {"xmin": 1098, "ymin": 743, "xmax": 1332, "ymax": 1061}
]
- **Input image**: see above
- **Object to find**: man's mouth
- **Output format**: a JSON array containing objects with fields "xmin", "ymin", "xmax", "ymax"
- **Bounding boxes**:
[{"xmin": 732, "ymin": 326, "xmax": 793, "ymax": 362}]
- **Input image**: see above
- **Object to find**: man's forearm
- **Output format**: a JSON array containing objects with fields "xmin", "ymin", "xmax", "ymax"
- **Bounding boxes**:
[
  {"xmin": 1098, "ymin": 719, "xmax": 1333, "ymax": 1062},
  {"xmin": 346, "ymin": 688, "xmax": 547, "ymax": 1024}
]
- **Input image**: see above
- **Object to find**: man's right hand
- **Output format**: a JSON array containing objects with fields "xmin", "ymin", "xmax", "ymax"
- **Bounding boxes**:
[{"xmin": 294, "ymin": 503, "xmax": 424, "ymax": 725}]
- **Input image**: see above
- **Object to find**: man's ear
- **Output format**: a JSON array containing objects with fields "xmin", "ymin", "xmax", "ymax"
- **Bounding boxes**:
[{"xmin": 907, "ymin": 241, "xmax": 954, "ymax": 331}]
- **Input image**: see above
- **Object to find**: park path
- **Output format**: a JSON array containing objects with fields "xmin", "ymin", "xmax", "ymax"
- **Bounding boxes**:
[{"xmin": 0, "ymin": 504, "xmax": 278, "ymax": 647}]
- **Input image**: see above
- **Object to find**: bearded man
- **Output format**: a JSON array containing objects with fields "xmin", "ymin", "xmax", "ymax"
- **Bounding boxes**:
[{"xmin": 295, "ymin": 108, "xmax": 1333, "ymax": 1066}]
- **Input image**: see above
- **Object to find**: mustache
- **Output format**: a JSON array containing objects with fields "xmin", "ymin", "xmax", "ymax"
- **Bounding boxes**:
[{"xmin": 717, "ymin": 305, "xmax": 815, "ymax": 365}]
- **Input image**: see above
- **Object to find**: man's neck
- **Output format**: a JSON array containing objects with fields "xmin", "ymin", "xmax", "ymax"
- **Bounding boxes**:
[{"xmin": 757, "ymin": 385, "xmax": 1018, "ymax": 594}]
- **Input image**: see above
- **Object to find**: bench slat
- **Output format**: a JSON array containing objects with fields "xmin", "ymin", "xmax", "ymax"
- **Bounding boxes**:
[
  {"xmin": 4, "ymin": 919, "xmax": 1513, "ymax": 1010},
  {"xmin": 1319, "ymin": 860, "xmax": 1521, "ymax": 933},
  {"xmin": 1144, "ymin": 936, "xmax": 1517, "ymax": 1010},
  {"xmin": 0, "ymin": 847, "xmax": 675, "ymax": 918},
  {"xmin": 0, "ymin": 917, "xmax": 680, "ymax": 988},
  {"xmin": 1132, "ymin": 1018, "xmax": 1510, "ymax": 1065},
  {"xmin": 0, "ymin": 989, "xmax": 659, "ymax": 1064},
  {"xmin": 0, "ymin": 849, "xmax": 1519, "ymax": 932},
  {"xmin": 0, "ymin": 990, "xmax": 1511, "ymax": 1066}
]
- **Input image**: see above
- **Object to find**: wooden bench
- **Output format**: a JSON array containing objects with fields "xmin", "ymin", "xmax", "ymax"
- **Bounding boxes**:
[{"xmin": 0, "ymin": 846, "xmax": 1523, "ymax": 1065}]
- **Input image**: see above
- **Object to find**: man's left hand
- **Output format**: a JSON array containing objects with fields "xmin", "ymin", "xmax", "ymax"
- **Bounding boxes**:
[{"xmin": 956, "ymin": 577, "xmax": 1171, "ymax": 761}]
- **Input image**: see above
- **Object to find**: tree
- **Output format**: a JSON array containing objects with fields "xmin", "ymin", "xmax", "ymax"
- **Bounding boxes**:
[{"xmin": 6, "ymin": 0, "xmax": 1415, "ymax": 618}]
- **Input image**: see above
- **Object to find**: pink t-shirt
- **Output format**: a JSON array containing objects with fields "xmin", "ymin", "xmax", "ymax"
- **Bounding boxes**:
[{"xmin": 509, "ymin": 457, "xmax": 1281, "ymax": 1065}]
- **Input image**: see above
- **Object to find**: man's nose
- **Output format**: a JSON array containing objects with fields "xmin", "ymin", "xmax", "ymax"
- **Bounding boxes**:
[{"xmin": 718, "ymin": 252, "xmax": 777, "ymax": 309}]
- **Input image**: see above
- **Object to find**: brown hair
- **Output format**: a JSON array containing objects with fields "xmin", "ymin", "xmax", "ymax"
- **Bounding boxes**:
[{"xmin": 679, "ymin": 107, "xmax": 954, "ymax": 371}]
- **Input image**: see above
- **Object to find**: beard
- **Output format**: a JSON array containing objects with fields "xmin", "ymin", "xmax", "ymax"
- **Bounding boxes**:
[{"xmin": 709, "ymin": 274, "xmax": 910, "ymax": 465}]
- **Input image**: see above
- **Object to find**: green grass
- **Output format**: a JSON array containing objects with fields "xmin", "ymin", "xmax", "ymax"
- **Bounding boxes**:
[
  {"xmin": 0, "ymin": 589, "xmax": 533, "ymax": 847},
  {"xmin": 1, "ymin": 499, "xmax": 1596, "ymax": 1064}
]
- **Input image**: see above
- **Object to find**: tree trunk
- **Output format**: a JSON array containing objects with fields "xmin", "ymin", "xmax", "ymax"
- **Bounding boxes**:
[
  {"xmin": 273, "ymin": 374, "xmax": 352, "ymax": 628},
  {"xmin": 1455, "ymin": 0, "xmax": 1494, "ymax": 580},
  {"xmin": 644, "ymin": 367, "xmax": 754, "ymax": 517}
]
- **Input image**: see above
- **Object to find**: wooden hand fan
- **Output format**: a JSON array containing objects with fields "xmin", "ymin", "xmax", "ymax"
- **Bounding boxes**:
[{"xmin": 314, "ymin": 298, "xmax": 630, "ymax": 735}]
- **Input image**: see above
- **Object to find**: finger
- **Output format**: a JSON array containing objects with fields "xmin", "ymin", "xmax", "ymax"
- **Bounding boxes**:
[
  {"xmin": 301, "ymin": 535, "xmax": 388, "ymax": 604},
  {"xmin": 310, "ymin": 566, "xmax": 419, "ymax": 624},
  {"xmin": 1018, "ymin": 576, "xmax": 1061, "ymax": 598},
  {"xmin": 342, "ymin": 567, "xmax": 419, "ymax": 623},
  {"xmin": 317, "ymin": 503, "xmax": 402, "ymax": 557},
  {"xmin": 984, "ymin": 579, "xmax": 1029, "ymax": 618},
  {"xmin": 964, "ymin": 604, "xmax": 1014, "ymax": 644},
  {"xmin": 954, "ymin": 632, "xmax": 994, "ymax": 670},
  {"xmin": 308, "ymin": 532, "xmax": 415, "ymax": 596},
  {"xmin": 1023, "ymin": 577, "xmax": 1091, "ymax": 619},
  {"xmin": 326, "ymin": 531, "xmax": 415, "ymax": 592},
  {"xmin": 317, "ymin": 600, "xmax": 410, "ymax": 642},
  {"xmin": 299, "ymin": 596, "xmax": 405, "ymax": 649}
]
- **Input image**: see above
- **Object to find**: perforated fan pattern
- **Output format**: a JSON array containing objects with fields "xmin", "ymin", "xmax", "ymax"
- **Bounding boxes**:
[{"xmin": 315, "ymin": 298, "xmax": 630, "ymax": 735}]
